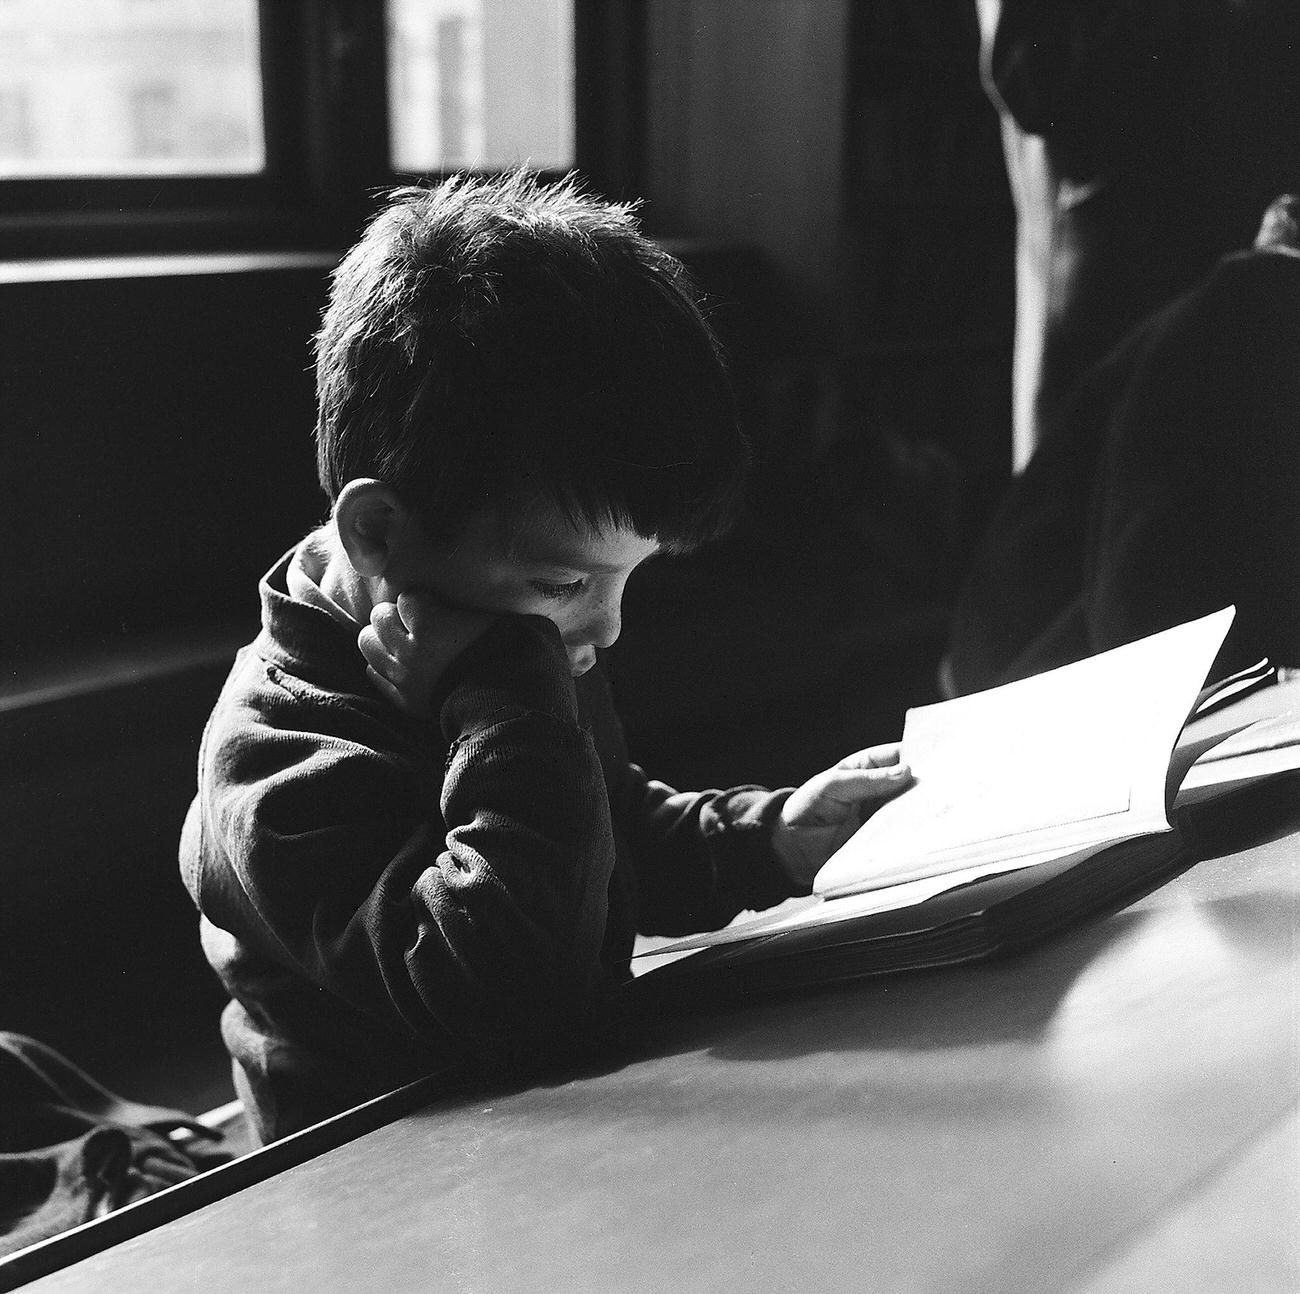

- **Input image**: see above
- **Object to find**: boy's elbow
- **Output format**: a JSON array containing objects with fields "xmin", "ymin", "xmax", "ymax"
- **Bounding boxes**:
[{"xmin": 407, "ymin": 932, "xmax": 623, "ymax": 1075}]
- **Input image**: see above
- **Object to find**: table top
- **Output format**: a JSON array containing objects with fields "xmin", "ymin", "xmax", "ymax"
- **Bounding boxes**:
[{"xmin": 19, "ymin": 702, "xmax": 1300, "ymax": 1293}]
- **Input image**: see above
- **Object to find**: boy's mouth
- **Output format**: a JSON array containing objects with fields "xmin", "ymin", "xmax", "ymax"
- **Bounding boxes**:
[{"xmin": 569, "ymin": 650, "xmax": 596, "ymax": 677}]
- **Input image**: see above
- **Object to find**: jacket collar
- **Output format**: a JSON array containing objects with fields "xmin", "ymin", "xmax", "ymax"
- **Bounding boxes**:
[{"xmin": 256, "ymin": 546, "xmax": 370, "ymax": 694}]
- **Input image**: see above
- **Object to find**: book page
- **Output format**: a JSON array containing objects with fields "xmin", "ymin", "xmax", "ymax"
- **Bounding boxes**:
[
  {"xmin": 814, "ymin": 607, "xmax": 1235, "ymax": 898},
  {"xmin": 1176, "ymin": 742, "xmax": 1300, "ymax": 805},
  {"xmin": 1175, "ymin": 704, "xmax": 1300, "ymax": 804},
  {"xmin": 631, "ymin": 841, "xmax": 1094, "ymax": 966},
  {"xmin": 1188, "ymin": 709, "xmax": 1300, "ymax": 764},
  {"xmin": 1191, "ymin": 657, "xmax": 1272, "ymax": 717}
]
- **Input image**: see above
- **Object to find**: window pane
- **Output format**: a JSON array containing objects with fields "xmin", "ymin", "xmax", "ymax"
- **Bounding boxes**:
[
  {"xmin": 0, "ymin": 0, "xmax": 264, "ymax": 178},
  {"xmin": 387, "ymin": 0, "xmax": 574, "ymax": 173}
]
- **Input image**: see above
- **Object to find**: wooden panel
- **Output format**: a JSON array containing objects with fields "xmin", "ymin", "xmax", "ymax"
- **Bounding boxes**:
[{"xmin": 641, "ymin": 0, "xmax": 851, "ymax": 351}]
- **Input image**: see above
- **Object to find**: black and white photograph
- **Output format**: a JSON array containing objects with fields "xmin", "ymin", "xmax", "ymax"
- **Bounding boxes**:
[{"xmin": 2, "ymin": 2, "xmax": 1298, "ymax": 1289}]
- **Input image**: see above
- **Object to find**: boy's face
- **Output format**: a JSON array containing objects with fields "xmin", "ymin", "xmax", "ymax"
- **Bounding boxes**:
[{"xmin": 398, "ymin": 502, "xmax": 662, "ymax": 677}]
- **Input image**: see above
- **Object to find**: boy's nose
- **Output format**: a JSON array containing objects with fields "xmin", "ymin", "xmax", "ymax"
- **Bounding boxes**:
[{"xmin": 585, "ymin": 597, "xmax": 623, "ymax": 650}]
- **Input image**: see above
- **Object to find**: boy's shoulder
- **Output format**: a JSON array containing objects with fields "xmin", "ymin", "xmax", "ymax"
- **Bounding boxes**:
[{"xmin": 198, "ymin": 602, "xmax": 433, "ymax": 820}]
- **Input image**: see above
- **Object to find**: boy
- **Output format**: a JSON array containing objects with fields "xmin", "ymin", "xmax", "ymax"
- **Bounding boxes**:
[{"xmin": 181, "ymin": 173, "xmax": 910, "ymax": 1145}]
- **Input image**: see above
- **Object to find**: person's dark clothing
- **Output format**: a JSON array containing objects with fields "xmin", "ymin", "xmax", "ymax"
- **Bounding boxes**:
[
  {"xmin": 181, "ymin": 543, "xmax": 796, "ymax": 1144},
  {"xmin": 986, "ymin": 0, "xmax": 1300, "ymax": 449},
  {"xmin": 0, "ymin": 1032, "xmax": 228, "ymax": 1258},
  {"xmin": 948, "ymin": 245, "xmax": 1300, "ymax": 692}
]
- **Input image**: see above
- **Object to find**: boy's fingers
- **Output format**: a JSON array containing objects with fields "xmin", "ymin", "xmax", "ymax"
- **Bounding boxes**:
[
  {"xmin": 837, "ymin": 743, "xmax": 904, "ymax": 771},
  {"xmin": 783, "ymin": 762, "xmax": 912, "ymax": 832},
  {"xmin": 395, "ymin": 590, "xmax": 439, "ymax": 635},
  {"xmin": 369, "ymin": 602, "xmax": 410, "ymax": 652},
  {"xmin": 358, "ymin": 625, "xmax": 405, "ymax": 682},
  {"xmin": 365, "ymin": 665, "xmax": 412, "ymax": 714},
  {"xmin": 393, "ymin": 591, "xmax": 497, "ymax": 651},
  {"xmin": 357, "ymin": 624, "xmax": 380, "ymax": 666},
  {"xmin": 819, "ymin": 763, "xmax": 913, "ymax": 806}
]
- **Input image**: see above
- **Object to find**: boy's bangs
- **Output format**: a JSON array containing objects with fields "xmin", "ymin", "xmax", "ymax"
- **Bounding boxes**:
[
  {"xmin": 516, "ymin": 365, "xmax": 749, "ymax": 552},
  {"xmin": 429, "ymin": 320, "xmax": 750, "ymax": 551},
  {"xmin": 540, "ymin": 446, "xmax": 749, "ymax": 554},
  {"xmin": 318, "ymin": 172, "xmax": 751, "ymax": 549}
]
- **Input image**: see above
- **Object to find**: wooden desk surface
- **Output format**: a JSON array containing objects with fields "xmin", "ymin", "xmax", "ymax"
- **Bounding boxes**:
[{"xmin": 22, "ymin": 712, "xmax": 1300, "ymax": 1292}]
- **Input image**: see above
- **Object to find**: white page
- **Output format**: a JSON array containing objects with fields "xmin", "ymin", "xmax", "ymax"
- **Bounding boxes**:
[
  {"xmin": 1187, "ymin": 709, "xmax": 1300, "ymax": 764},
  {"xmin": 1192, "ymin": 657, "xmax": 1272, "ymax": 716},
  {"xmin": 1170, "ymin": 677, "xmax": 1300, "ymax": 804},
  {"xmin": 814, "ymin": 607, "xmax": 1235, "ymax": 899}
]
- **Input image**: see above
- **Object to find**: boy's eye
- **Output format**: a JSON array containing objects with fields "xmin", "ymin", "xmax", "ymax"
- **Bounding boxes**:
[{"xmin": 529, "ymin": 578, "xmax": 585, "ymax": 601}]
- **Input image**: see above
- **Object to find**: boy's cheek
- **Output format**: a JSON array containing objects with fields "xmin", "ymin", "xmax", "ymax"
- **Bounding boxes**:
[
  {"xmin": 509, "ymin": 605, "xmax": 590, "ymax": 673},
  {"xmin": 487, "ymin": 598, "xmax": 574, "ymax": 647}
]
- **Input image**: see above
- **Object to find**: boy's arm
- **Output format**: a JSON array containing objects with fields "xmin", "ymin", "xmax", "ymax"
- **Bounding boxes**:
[
  {"xmin": 609, "ymin": 744, "xmax": 911, "ymax": 936},
  {"xmin": 612, "ymin": 767, "xmax": 798, "ymax": 937},
  {"xmin": 207, "ymin": 615, "xmax": 618, "ymax": 1070}
]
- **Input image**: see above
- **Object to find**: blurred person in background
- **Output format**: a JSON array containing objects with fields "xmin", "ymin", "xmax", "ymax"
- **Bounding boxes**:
[
  {"xmin": 976, "ymin": 0, "xmax": 1300, "ymax": 468},
  {"xmin": 945, "ymin": 194, "xmax": 1300, "ymax": 694}
]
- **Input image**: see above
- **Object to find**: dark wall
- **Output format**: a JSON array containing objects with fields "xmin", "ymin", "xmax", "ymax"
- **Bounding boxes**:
[
  {"xmin": 635, "ymin": 1, "xmax": 1013, "ymax": 562},
  {"xmin": 1, "ymin": 259, "xmax": 333, "ymax": 1108},
  {"xmin": 640, "ymin": 0, "xmax": 852, "ymax": 356},
  {"xmin": 837, "ymin": 3, "xmax": 1015, "ymax": 536},
  {"xmin": 0, "ymin": 261, "xmax": 331, "ymax": 667},
  {"xmin": 608, "ymin": 2, "xmax": 1013, "ymax": 790}
]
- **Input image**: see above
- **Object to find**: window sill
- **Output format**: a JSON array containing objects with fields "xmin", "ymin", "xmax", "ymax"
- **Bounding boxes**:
[
  {"xmin": 0, "ymin": 238, "xmax": 739, "ymax": 287},
  {"xmin": 0, "ymin": 248, "xmax": 339, "ymax": 285}
]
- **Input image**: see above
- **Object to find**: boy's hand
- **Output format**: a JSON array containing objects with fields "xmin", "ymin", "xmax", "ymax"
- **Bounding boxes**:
[
  {"xmin": 770, "ymin": 743, "xmax": 913, "ymax": 887},
  {"xmin": 358, "ymin": 591, "xmax": 496, "ymax": 717}
]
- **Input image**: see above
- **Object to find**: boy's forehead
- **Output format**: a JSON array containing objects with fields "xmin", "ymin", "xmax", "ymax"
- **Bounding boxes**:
[{"xmin": 495, "ymin": 504, "xmax": 661, "ymax": 571}]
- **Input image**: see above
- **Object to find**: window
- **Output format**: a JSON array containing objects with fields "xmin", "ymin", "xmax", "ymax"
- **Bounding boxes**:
[
  {"xmin": 0, "ymin": 0, "xmax": 628, "ymax": 257},
  {"xmin": 0, "ymin": 85, "xmax": 34, "ymax": 162},
  {"xmin": 0, "ymin": 0, "xmax": 264, "ymax": 178},
  {"xmin": 387, "ymin": 0, "xmax": 574, "ymax": 174}
]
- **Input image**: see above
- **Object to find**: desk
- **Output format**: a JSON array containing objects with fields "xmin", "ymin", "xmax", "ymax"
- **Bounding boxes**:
[{"xmin": 18, "ymin": 757, "xmax": 1300, "ymax": 1291}]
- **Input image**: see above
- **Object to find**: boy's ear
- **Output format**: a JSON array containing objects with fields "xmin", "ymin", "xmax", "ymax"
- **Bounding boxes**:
[{"xmin": 333, "ymin": 479, "xmax": 418, "ymax": 579}]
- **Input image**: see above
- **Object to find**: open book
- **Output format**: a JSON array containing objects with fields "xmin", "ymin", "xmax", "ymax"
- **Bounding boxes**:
[
  {"xmin": 633, "ymin": 608, "xmax": 1300, "ymax": 984},
  {"xmin": 814, "ymin": 605, "xmax": 1243, "ymax": 899}
]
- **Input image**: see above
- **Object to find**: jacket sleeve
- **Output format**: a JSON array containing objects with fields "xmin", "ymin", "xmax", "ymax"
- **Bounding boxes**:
[
  {"xmin": 608, "ymin": 761, "xmax": 799, "ymax": 938},
  {"xmin": 203, "ymin": 615, "xmax": 618, "ymax": 1069}
]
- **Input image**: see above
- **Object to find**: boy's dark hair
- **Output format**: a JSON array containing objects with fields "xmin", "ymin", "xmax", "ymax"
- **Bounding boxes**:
[{"xmin": 314, "ymin": 171, "xmax": 748, "ymax": 552}]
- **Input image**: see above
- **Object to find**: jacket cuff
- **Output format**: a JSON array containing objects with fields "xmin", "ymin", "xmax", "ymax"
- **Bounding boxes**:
[
  {"xmin": 702, "ymin": 786, "xmax": 803, "ymax": 911},
  {"xmin": 437, "ymin": 615, "xmax": 579, "ymax": 739}
]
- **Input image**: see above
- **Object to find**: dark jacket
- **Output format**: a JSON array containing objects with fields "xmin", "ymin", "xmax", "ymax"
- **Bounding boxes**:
[
  {"xmin": 181, "ymin": 546, "xmax": 795, "ymax": 1142},
  {"xmin": 948, "ymin": 246, "xmax": 1300, "ymax": 692}
]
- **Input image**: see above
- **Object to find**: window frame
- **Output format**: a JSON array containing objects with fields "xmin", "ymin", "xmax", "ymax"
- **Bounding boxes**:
[{"xmin": 0, "ymin": 0, "xmax": 643, "ymax": 259}]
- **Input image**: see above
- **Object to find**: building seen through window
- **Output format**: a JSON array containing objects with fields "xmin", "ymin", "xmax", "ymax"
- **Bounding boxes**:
[
  {"xmin": 0, "ymin": 0, "xmax": 263, "ymax": 177},
  {"xmin": 387, "ymin": 0, "xmax": 573, "ymax": 173},
  {"xmin": 0, "ymin": 0, "xmax": 574, "ymax": 187}
]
